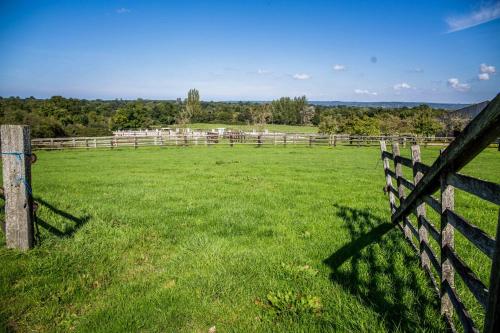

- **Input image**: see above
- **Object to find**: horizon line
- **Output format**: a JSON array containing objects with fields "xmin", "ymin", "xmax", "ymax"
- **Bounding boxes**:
[{"xmin": 0, "ymin": 95, "xmax": 474, "ymax": 106}]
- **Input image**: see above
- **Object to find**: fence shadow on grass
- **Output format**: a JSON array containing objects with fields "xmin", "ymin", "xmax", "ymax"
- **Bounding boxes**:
[
  {"xmin": 323, "ymin": 204, "xmax": 442, "ymax": 331},
  {"xmin": 34, "ymin": 198, "xmax": 90, "ymax": 239}
]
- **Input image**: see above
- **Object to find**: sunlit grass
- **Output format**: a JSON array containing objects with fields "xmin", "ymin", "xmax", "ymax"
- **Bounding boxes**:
[{"xmin": 0, "ymin": 146, "xmax": 498, "ymax": 332}]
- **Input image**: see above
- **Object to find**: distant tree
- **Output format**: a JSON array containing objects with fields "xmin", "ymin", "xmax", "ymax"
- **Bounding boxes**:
[
  {"xmin": 300, "ymin": 105, "xmax": 315, "ymax": 125},
  {"xmin": 177, "ymin": 88, "xmax": 201, "ymax": 125},
  {"xmin": 342, "ymin": 116, "xmax": 380, "ymax": 135},
  {"xmin": 250, "ymin": 104, "xmax": 271, "ymax": 126},
  {"xmin": 379, "ymin": 114, "xmax": 411, "ymax": 134},
  {"xmin": 411, "ymin": 109, "xmax": 443, "ymax": 136},
  {"xmin": 318, "ymin": 116, "xmax": 339, "ymax": 134},
  {"xmin": 442, "ymin": 114, "xmax": 469, "ymax": 136},
  {"xmin": 270, "ymin": 95, "xmax": 308, "ymax": 125}
]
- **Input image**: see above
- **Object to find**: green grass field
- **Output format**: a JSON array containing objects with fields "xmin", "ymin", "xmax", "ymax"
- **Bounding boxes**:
[
  {"xmin": 173, "ymin": 123, "xmax": 319, "ymax": 133},
  {"xmin": 1, "ymin": 146, "xmax": 498, "ymax": 332}
]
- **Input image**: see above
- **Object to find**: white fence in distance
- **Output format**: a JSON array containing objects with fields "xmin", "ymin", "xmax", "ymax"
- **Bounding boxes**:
[{"xmin": 30, "ymin": 134, "xmax": 463, "ymax": 150}]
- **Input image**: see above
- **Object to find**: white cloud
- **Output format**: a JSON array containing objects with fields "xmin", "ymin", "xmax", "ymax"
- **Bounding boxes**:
[
  {"xmin": 446, "ymin": 2, "xmax": 500, "ymax": 32},
  {"xmin": 478, "ymin": 73, "xmax": 490, "ymax": 80},
  {"xmin": 354, "ymin": 89, "xmax": 378, "ymax": 96},
  {"xmin": 293, "ymin": 73, "xmax": 310, "ymax": 80},
  {"xmin": 116, "ymin": 8, "xmax": 131, "ymax": 14},
  {"xmin": 257, "ymin": 69, "xmax": 271, "ymax": 75},
  {"xmin": 410, "ymin": 68, "xmax": 424, "ymax": 73},
  {"xmin": 480, "ymin": 63, "xmax": 496, "ymax": 74},
  {"xmin": 333, "ymin": 64, "xmax": 345, "ymax": 71},
  {"xmin": 447, "ymin": 78, "xmax": 470, "ymax": 92},
  {"xmin": 393, "ymin": 82, "xmax": 412, "ymax": 90}
]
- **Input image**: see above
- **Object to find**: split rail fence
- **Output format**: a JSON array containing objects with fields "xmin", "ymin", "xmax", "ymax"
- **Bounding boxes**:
[
  {"xmin": 30, "ymin": 134, "xmax": 462, "ymax": 150},
  {"xmin": 380, "ymin": 93, "xmax": 500, "ymax": 333}
]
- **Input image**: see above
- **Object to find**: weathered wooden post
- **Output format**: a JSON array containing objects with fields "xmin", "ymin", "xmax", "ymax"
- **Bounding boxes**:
[
  {"xmin": 440, "ymin": 172, "xmax": 455, "ymax": 319},
  {"xmin": 411, "ymin": 145, "xmax": 429, "ymax": 270},
  {"xmin": 283, "ymin": 134, "xmax": 287, "ymax": 147},
  {"xmin": 85, "ymin": 138, "xmax": 89, "ymax": 150},
  {"xmin": 309, "ymin": 135, "xmax": 313, "ymax": 147},
  {"xmin": 134, "ymin": 136, "xmax": 138, "ymax": 149},
  {"xmin": 0, "ymin": 125, "xmax": 34, "ymax": 250},
  {"xmin": 392, "ymin": 143, "xmax": 411, "ymax": 240},
  {"xmin": 380, "ymin": 141, "xmax": 396, "ymax": 214},
  {"xmin": 333, "ymin": 135, "xmax": 337, "ymax": 147},
  {"xmin": 485, "ymin": 210, "xmax": 500, "ymax": 333}
]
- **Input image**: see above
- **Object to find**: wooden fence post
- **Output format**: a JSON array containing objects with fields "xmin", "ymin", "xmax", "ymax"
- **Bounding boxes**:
[
  {"xmin": 411, "ymin": 144, "xmax": 429, "ymax": 269},
  {"xmin": 393, "ymin": 143, "xmax": 411, "ymax": 239},
  {"xmin": 0, "ymin": 125, "xmax": 34, "ymax": 250},
  {"xmin": 380, "ymin": 141, "xmax": 396, "ymax": 214},
  {"xmin": 440, "ymin": 172, "xmax": 455, "ymax": 318},
  {"xmin": 484, "ymin": 210, "xmax": 500, "ymax": 333},
  {"xmin": 283, "ymin": 134, "xmax": 287, "ymax": 147},
  {"xmin": 134, "ymin": 136, "xmax": 138, "ymax": 149}
]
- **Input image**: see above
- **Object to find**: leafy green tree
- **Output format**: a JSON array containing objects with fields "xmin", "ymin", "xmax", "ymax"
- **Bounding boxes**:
[
  {"xmin": 176, "ymin": 89, "xmax": 201, "ymax": 125},
  {"xmin": 411, "ymin": 110, "xmax": 443, "ymax": 136},
  {"xmin": 318, "ymin": 116, "xmax": 339, "ymax": 134}
]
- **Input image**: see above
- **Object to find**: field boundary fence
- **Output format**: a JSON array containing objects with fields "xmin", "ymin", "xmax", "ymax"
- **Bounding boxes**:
[
  {"xmin": 30, "ymin": 133, "xmax": 475, "ymax": 150},
  {"xmin": 379, "ymin": 94, "xmax": 500, "ymax": 333}
]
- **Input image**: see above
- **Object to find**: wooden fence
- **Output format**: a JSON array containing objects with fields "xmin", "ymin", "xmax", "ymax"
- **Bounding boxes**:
[
  {"xmin": 380, "ymin": 94, "xmax": 500, "ymax": 332},
  {"xmin": 30, "ymin": 134, "xmax": 461, "ymax": 150}
]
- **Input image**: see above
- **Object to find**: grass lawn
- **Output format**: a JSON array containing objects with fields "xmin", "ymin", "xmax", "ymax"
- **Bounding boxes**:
[
  {"xmin": 172, "ymin": 123, "xmax": 319, "ymax": 133},
  {"xmin": 1, "ymin": 145, "xmax": 498, "ymax": 332}
]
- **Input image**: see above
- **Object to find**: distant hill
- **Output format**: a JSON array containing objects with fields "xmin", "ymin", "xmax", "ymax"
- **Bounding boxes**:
[
  {"xmin": 449, "ymin": 101, "xmax": 489, "ymax": 119},
  {"xmin": 309, "ymin": 101, "xmax": 469, "ymax": 110}
]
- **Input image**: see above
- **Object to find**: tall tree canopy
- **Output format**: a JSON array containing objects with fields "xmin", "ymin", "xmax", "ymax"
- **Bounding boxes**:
[{"xmin": 0, "ymin": 92, "xmax": 462, "ymax": 138}]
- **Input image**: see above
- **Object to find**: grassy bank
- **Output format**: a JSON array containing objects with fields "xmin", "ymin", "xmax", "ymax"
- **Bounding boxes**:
[{"xmin": 1, "ymin": 146, "xmax": 498, "ymax": 332}]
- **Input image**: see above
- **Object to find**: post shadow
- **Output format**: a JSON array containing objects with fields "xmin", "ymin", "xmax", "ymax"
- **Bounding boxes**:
[
  {"xmin": 323, "ymin": 204, "xmax": 442, "ymax": 331},
  {"xmin": 34, "ymin": 197, "xmax": 90, "ymax": 239}
]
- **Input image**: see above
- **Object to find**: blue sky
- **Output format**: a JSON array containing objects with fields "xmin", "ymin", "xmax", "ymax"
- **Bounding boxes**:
[{"xmin": 0, "ymin": 0, "xmax": 499, "ymax": 103}]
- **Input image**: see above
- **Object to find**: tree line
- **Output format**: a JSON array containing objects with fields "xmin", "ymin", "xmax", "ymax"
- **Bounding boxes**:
[{"xmin": 0, "ymin": 90, "xmax": 469, "ymax": 138}]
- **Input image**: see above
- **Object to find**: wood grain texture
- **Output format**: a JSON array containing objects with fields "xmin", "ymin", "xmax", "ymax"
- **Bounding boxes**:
[{"xmin": 0, "ymin": 125, "xmax": 34, "ymax": 250}]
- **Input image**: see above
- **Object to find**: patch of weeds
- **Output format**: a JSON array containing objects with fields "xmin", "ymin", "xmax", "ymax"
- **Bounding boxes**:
[
  {"xmin": 281, "ymin": 263, "xmax": 318, "ymax": 278},
  {"xmin": 255, "ymin": 291, "xmax": 322, "ymax": 321},
  {"xmin": 300, "ymin": 230, "xmax": 311, "ymax": 238},
  {"xmin": 215, "ymin": 160, "xmax": 240, "ymax": 165}
]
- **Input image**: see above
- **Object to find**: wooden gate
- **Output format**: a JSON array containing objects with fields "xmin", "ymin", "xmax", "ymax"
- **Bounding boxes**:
[{"xmin": 380, "ymin": 94, "xmax": 500, "ymax": 332}]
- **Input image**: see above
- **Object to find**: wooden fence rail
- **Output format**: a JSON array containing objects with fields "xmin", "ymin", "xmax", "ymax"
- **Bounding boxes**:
[
  {"xmin": 29, "ymin": 134, "xmax": 472, "ymax": 150},
  {"xmin": 379, "ymin": 94, "xmax": 500, "ymax": 333}
]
